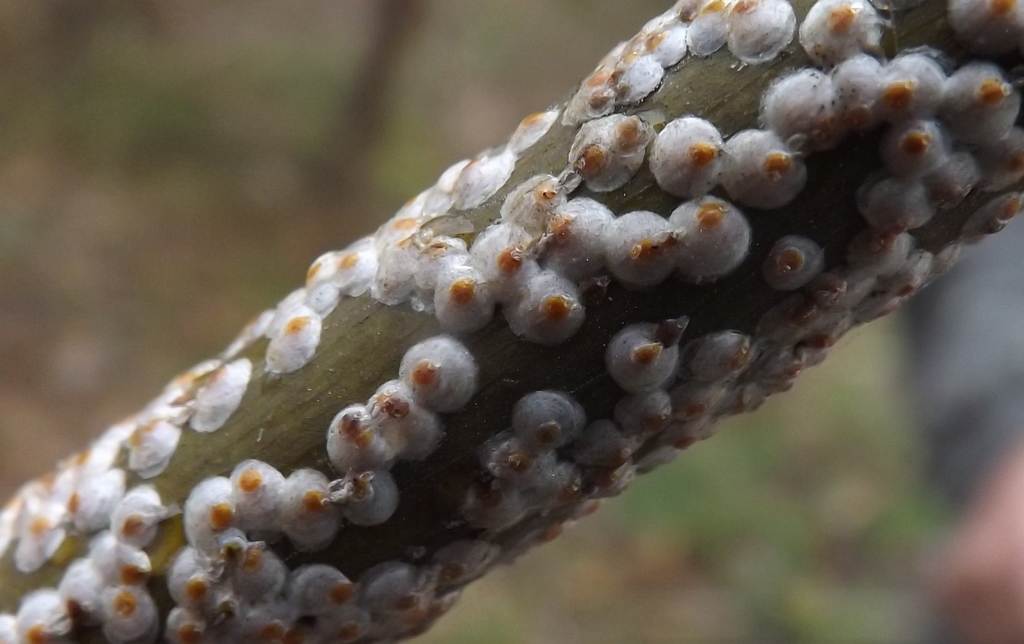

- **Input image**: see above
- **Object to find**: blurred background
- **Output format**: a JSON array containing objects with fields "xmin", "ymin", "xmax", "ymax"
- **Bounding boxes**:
[{"xmin": 0, "ymin": 1, "xmax": 942, "ymax": 642}]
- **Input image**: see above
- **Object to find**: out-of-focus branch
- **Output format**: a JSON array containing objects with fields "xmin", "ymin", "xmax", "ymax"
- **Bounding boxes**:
[{"xmin": 311, "ymin": 0, "xmax": 426, "ymax": 201}]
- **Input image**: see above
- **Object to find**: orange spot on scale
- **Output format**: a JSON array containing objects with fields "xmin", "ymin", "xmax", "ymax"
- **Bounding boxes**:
[
  {"xmin": 339, "ymin": 414, "xmax": 372, "ymax": 449},
  {"xmin": 632, "ymin": 343, "xmax": 663, "ymax": 366},
  {"xmin": 536, "ymin": 422, "xmax": 561, "ymax": 446},
  {"xmin": 120, "ymin": 565, "xmax": 147, "ymax": 585},
  {"xmin": 425, "ymin": 239, "xmax": 456, "ymax": 259},
  {"xmin": 390, "ymin": 217, "xmax": 419, "ymax": 231},
  {"xmin": 129, "ymin": 422, "xmax": 152, "ymax": 448},
  {"xmin": 335, "ymin": 623, "xmax": 363, "ymax": 643},
  {"xmin": 208, "ymin": 365, "xmax": 229, "ymax": 386},
  {"xmin": 242, "ymin": 546, "xmax": 263, "ymax": 573},
  {"xmin": 672, "ymin": 436, "xmax": 700, "ymax": 450},
  {"xmin": 112, "ymin": 590, "xmax": 137, "ymax": 617},
  {"xmin": 260, "ymin": 623, "xmax": 285, "ymax": 643},
  {"xmin": 585, "ymin": 70, "xmax": 613, "ymax": 88},
  {"xmin": 688, "ymin": 142, "xmax": 718, "ymax": 167},
  {"xmin": 805, "ymin": 333, "xmax": 837, "ymax": 350},
  {"xmin": 448, "ymin": 277, "xmax": 477, "ymax": 304},
  {"xmin": 816, "ymin": 114, "xmax": 842, "ymax": 145},
  {"xmin": 540, "ymin": 523, "xmax": 563, "ymax": 542},
  {"xmin": 65, "ymin": 598, "xmax": 86, "ymax": 625},
  {"xmin": 393, "ymin": 594, "xmax": 419, "ymax": 612},
  {"xmin": 643, "ymin": 412, "xmax": 669, "ymax": 432},
  {"xmin": 348, "ymin": 475, "xmax": 372, "ymax": 501},
  {"xmin": 67, "ymin": 492, "xmax": 80, "ymax": 515},
  {"xmin": 826, "ymin": 5, "xmax": 856, "ymax": 33},
  {"xmin": 330, "ymin": 582, "xmax": 355, "ymax": 605},
  {"xmin": 900, "ymin": 131, "xmax": 931, "ymax": 156},
  {"xmin": 496, "ymin": 246, "xmax": 524, "ymax": 275},
  {"xmin": 283, "ymin": 629, "xmax": 305, "ymax": 644},
  {"xmin": 631, "ymin": 238, "xmax": 658, "ymax": 261},
  {"xmin": 762, "ymin": 152, "xmax": 792, "ymax": 179},
  {"xmin": 682, "ymin": 402, "xmax": 709, "ymax": 418},
  {"xmin": 26, "ymin": 625, "xmax": 47, "ymax": 644},
  {"xmin": 302, "ymin": 491, "xmax": 327, "ymax": 514},
  {"xmin": 503, "ymin": 450, "xmax": 533, "ymax": 474},
  {"xmin": 696, "ymin": 202, "xmax": 726, "ymax": 229},
  {"xmin": 122, "ymin": 514, "xmax": 145, "ymax": 538},
  {"xmin": 616, "ymin": 118, "xmax": 645, "ymax": 152},
  {"xmin": 732, "ymin": 0, "xmax": 758, "ymax": 14},
  {"xmin": 978, "ymin": 78, "xmax": 1010, "ymax": 106},
  {"xmin": 179, "ymin": 625, "xmax": 203, "ymax": 644},
  {"xmin": 440, "ymin": 562, "xmax": 467, "ymax": 583},
  {"xmin": 575, "ymin": 144, "xmax": 607, "ymax": 178},
  {"xmin": 992, "ymin": 0, "xmax": 1016, "ymax": 13},
  {"xmin": 170, "ymin": 370, "xmax": 199, "ymax": 390},
  {"xmin": 376, "ymin": 392, "xmax": 410, "ymax": 419},
  {"xmin": 238, "ymin": 469, "xmax": 263, "ymax": 494},
  {"xmin": 306, "ymin": 261, "xmax": 322, "ymax": 283},
  {"xmin": 38, "ymin": 472, "xmax": 56, "ymax": 490},
  {"xmin": 1003, "ymin": 197, "xmax": 1022, "ymax": 220},
  {"xmin": 476, "ymin": 485, "xmax": 503, "ymax": 509},
  {"xmin": 209, "ymin": 504, "xmax": 234, "ymax": 530},
  {"xmin": 338, "ymin": 413, "xmax": 363, "ymax": 437},
  {"xmin": 1008, "ymin": 153, "xmax": 1024, "ymax": 173},
  {"xmin": 557, "ymin": 474, "xmax": 583, "ymax": 502},
  {"xmin": 883, "ymin": 81, "xmax": 915, "ymax": 110},
  {"xmin": 844, "ymin": 105, "xmax": 873, "ymax": 128},
  {"xmin": 283, "ymin": 316, "xmax": 311, "ymax": 336},
  {"xmin": 644, "ymin": 31, "xmax": 667, "ymax": 52},
  {"xmin": 595, "ymin": 468, "xmax": 623, "ymax": 490},
  {"xmin": 871, "ymin": 231, "xmax": 898, "ymax": 252},
  {"xmin": 588, "ymin": 88, "xmax": 614, "ymax": 111},
  {"xmin": 702, "ymin": 0, "xmax": 727, "ymax": 13},
  {"xmin": 548, "ymin": 215, "xmax": 573, "ymax": 244},
  {"xmin": 185, "ymin": 578, "xmax": 209, "ymax": 601},
  {"xmin": 339, "ymin": 419, "xmax": 368, "ymax": 444},
  {"xmin": 520, "ymin": 112, "xmax": 547, "ymax": 128},
  {"xmin": 338, "ymin": 253, "xmax": 360, "ymax": 271},
  {"xmin": 411, "ymin": 361, "xmax": 437, "ymax": 387},
  {"xmin": 774, "ymin": 247, "xmax": 805, "ymax": 274},
  {"xmin": 540, "ymin": 295, "xmax": 572, "ymax": 322},
  {"xmin": 29, "ymin": 516, "xmax": 51, "ymax": 537},
  {"xmin": 731, "ymin": 345, "xmax": 752, "ymax": 370},
  {"xmin": 631, "ymin": 233, "xmax": 677, "ymax": 262}
]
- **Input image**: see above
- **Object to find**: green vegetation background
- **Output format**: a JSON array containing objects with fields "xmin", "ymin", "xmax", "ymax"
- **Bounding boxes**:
[{"xmin": 0, "ymin": 1, "xmax": 945, "ymax": 641}]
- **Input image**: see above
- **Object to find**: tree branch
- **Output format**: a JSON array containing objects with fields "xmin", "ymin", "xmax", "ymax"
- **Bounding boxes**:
[{"xmin": 0, "ymin": 0, "xmax": 1019, "ymax": 642}]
